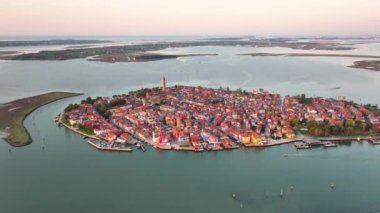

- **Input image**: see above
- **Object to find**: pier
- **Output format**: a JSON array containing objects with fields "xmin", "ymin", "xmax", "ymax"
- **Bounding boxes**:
[
  {"xmin": 299, "ymin": 135, "xmax": 323, "ymax": 147},
  {"xmin": 136, "ymin": 142, "xmax": 146, "ymax": 152},
  {"xmin": 321, "ymin": 141, "xmax": 337, "ymax": 148},
  {"xmin": 173, "ymin": 146, "xmax": 195, "ymax": 151},
  {"xmin": 87, "ymin": 140, "xmax": 132, "ymax": 152},
  {"xmin": 294, "ymin": 142, "xmax": 311, "ymax": 149},
  {"xmin": 317, "ymin": 136, "xmax": 380, "ymax": 142},
  {"xmin": 157, "ymin": 144, "xmax": 173, "ymax": 150},
  {"xmin": 369, "ymin": 137, "xmax": 380, "ymax": 145}
]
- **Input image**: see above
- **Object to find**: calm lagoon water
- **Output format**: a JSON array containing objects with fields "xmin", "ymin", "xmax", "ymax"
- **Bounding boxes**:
[{"xmin": 1, "ymin": 42, "xmax": 380, "ymax": 213}]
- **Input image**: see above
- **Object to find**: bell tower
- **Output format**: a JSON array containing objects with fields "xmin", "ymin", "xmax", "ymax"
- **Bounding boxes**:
[{"xmin": 162, "ymin": 76, "xmax": 166, "ymax": 92}]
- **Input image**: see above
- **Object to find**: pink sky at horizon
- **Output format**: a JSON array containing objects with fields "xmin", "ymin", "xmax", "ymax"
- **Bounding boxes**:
[{"xmin": 0, "ymin": 0, "xmax": 379, "ymax": 36}]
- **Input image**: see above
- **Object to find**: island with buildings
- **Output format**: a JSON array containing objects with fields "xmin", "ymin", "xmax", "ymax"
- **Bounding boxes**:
[{"xmin": 59, "ymin": 78, "xmax": 380, "ymax": 152}]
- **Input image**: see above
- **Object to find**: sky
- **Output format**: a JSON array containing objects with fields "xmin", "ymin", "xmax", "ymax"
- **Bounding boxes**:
[{"xmin": 0, "ymin": 0, "xmax": 379, "ymax": 36}]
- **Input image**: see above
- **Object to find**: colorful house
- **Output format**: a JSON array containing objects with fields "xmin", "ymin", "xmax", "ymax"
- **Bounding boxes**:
[
  {"xmin": 240, "ymin": 132, "xmax": 251, "ymax": 144},
  {"xmin": 178, "ymin": 131, "xmax": 190, "ymax": 146},
  {"xmin": 250, "ymin": 132, "xmax": 262, "ymax": 144}
]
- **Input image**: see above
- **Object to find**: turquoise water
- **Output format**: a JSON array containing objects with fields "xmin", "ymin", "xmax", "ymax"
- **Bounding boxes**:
[
  {"xmin": 1, "ymin": 43, "xmax": 380, "ymax": 212},
  {"xmin": 1, "ymin": 100, "xmax": 380, "ymax": 213}
]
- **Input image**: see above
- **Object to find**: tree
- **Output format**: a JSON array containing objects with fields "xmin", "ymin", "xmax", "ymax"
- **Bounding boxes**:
[
  {"xmin": 331, "ymin": 125, "xmax": 339, "ymax": 135},
  {"xmin": 307, "ymin": 120, "xmax": 318, "ymax": 129},
  {"xmin": 346, "ymin": 126, "xmax": 354, "ymax": 135},
  {"xmin": 95, "ymin": 103, "xmax": 110, "ymax": 119},
  {"xmin": 85, "ymin": 97, "xmax": 95, "ymax": 104},
  {"xmin": 109, "ymin": 99, "xmax": 126, "ymax": 108},
  {"xmin": 360, "ymin": 122, "xmax": 367, "ymax": 132},
  {"xmin": 289, "ymin": 118, "xmax": 301, "ymax": 130},
  {"xmin": 323, "ymin": 123, "xmax": 332, "ymax": 136},
  {"xmin": 296, "ymin": 94, "xmax": 312, "ymax": 104},
  {"xmin": 64, "ymin": 103, "xmax": 79, "ymax": 112},
  {"xmin": 78, "ymin": 124, "xmax": 95, "ymax": 135},
  {"xmin": 337, "ymin": 123, "xmax": 345, "ymax": 134}
]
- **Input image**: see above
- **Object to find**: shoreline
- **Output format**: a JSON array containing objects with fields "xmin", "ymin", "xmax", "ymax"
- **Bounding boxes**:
[
  {"xmin": 241, "ymin": 52, "xmax": 380, "ymax": 72},
  {"xmin": 62, "ymin": 123, "xmax": 380, "ymax": 152},
  {"xmin": 0, "ymin": 38, "xmax": 354, "ymax": 61},
  {"xmin": 59, "ymin": 84, "xmax": 380, "ymax": 153},
  {"xmin": 0, "ymin": 92, "xmax": 83, "ymax": 147},
  {"xmin": 59, "ymin": 116, "xmax": 100, "ymax": 141},
  {"xmin": 86, "ymin": 140, "xmax": 132, "ymax": 152},
  {"xmin": 240, "ymin": 52, "xmax": 380, "ymax": 59},
  {"xmin": 59, "ymin": 87, "xmax": 380, "ymax": 152},
  {"xmin": 87, "ymin": 53, "xmax": 218, "ymax": 63},
  {"xmin": 348, "ymin": 60, "xmax": 380, "ymax": 71}
]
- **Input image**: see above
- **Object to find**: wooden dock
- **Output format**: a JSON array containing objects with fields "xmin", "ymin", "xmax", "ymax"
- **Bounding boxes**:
[
  {"xmin": 136, "ymin": 142, "xmax": 146, "ymax": 152},
  {"xmin": 322, "ymin": 141, "xmax": 337, "ymax": 148},
  {"xmin": 157, "ymin": 144, "xmax": 172, "ymax": 150},
  {"xmin": 318, "ymin": 136, "xmax": 375, "ymax": 142},
  {"xmin": 369, "ymin": 137, "xmax": 380, "ymax": 145},
  {"xmin": 87, "ymin": 141, "xmax": 132, "ymax": 152},
  {"xmin": 172, "ymin": 145, "xmax": 194, "ymax": 151},
  {"xmin": 294, "ymin": 142, "xmax": 311, "ymax": 149},
  {"xmin": 299, "ymin": 135, "xmax": 323, "ymax": 147}
]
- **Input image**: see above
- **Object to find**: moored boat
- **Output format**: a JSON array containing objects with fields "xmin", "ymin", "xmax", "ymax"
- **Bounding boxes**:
[
  {"xmin": 294, "ymin": 142, "xmax": 310, "ymax": 149},
  {"xmin": 323, "ymin": 141, "xmax": 337, "ymax": 148}
]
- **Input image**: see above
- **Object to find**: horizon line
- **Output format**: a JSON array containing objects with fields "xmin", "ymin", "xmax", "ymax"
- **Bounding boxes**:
[{"xmin": 1, "ymin": 34, "xmax": 380, "ymax": 38}]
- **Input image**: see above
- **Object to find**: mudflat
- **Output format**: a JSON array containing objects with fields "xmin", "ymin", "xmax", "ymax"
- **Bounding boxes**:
[{"xmin": 0, "ymin": 92, "xmax": 82, "ymax": 146}]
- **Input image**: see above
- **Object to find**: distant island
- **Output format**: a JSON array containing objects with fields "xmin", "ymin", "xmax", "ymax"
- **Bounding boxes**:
[
  {"xmin": 241, "ymin": 53, "xmax": 380, "ymax": 72},
  {"xmin": 0, "ymin": 38, "xmax": 354, "ymax": 62},
  {"xmin": 0, "ymin": 51, "xmax": 19, "ymax": 55},
  {"xmin": 0, "ymin": 92, "xmax": 82, "ymax": 146},
  {"xmin": 88, "ymin": 53, "xmax": 218, "ymax": 63},
  {"xmin": 240, "ymin": 52, "xmax": 380, "ymax": 59},
  {"xmin": 3, "ymin": 38, "xmax": 379, "ymax": 70},
  {"xmin": 349, "ymin": 60, "xmax": 380, "ymax": 71},
  {"xmin": 59, "ymin": 78, "xmax": 380, "ymax": 152}
]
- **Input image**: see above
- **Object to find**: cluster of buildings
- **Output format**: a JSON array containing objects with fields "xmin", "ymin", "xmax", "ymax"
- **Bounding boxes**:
[
  {"xmin": 64, "ymin": 103, "xmax": 124, "ymax": 142},
  {"xmin": 284, "ymin": 95, "xmax": 380, "ymax": 130},
  {"xmin": 63, "ymin": 78, "xmax": 380, "ymax": 151}
]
